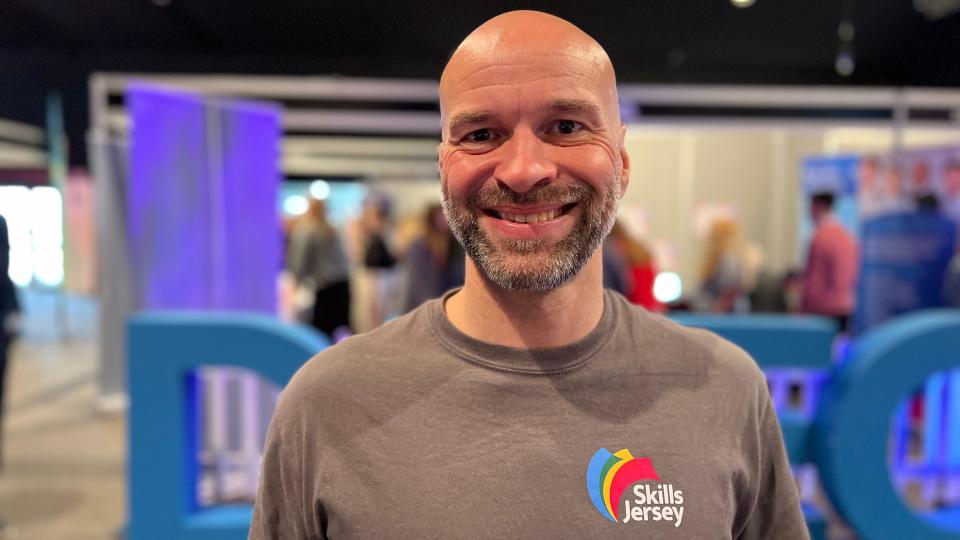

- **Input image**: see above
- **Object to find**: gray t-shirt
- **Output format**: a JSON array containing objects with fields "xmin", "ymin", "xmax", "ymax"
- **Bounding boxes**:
[{"xmin": 250, "ymin": 289, "xmax": 808, "ymax": 539}]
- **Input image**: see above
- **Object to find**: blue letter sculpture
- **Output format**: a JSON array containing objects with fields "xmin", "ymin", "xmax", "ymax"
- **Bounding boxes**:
[
  {"xmin": 128, "ymin": 310, "xmax": 960, "ymax": 539},
  {"xmin": 127, "ymin": 313, "xmax": 327, "ymax": 540},
  {"xmin": 816, "ymin": 310, "xmax": 960, "ymax": 539}
]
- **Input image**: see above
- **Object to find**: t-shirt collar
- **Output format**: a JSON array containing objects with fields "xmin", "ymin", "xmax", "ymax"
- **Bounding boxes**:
[{"xmin": 427, "ymin": 288, "xmax": 617, "ymax": 375}]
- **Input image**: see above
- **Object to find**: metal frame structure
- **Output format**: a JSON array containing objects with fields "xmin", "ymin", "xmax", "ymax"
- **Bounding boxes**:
[{"xmin": 89, "ymin": 74, "xmax": 960, "ymax": 180}]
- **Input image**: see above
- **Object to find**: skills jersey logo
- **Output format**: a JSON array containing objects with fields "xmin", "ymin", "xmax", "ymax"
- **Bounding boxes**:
[{"xmin": 586, "ymin": 448, "xmax": 685, "ymax": 527}]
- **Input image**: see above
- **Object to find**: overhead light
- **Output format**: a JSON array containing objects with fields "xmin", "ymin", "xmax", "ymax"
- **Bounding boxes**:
[
  {"xmin": 309, "ymin": 179, "xmax": 331, "ymax": 200},
  {"xmin": 835, "ymin": 51, "xmax": 855, "ymax": 77},
  {"xmin": 838, "ymin": 21, "xmax": 855, "ymax": 43},
  {"xmin": 731, "ymin": 0, "xmax": 756, "ymax": 8},
  {"xmin": 914, "ymin": 0, "xmax": 960, "ymax": 21},
  {"xmin": 283, "ymin": 195, "xmax": 309, "ymax": 216},
  {"xmin": 653, "ymin": 272, "xmax": 683, "ymax": 304}
]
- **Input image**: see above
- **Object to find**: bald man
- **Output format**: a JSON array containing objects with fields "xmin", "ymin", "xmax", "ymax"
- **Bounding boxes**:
[{"xmin": 250, "ymin": 11, "xmax": 807, "ymax": 539}]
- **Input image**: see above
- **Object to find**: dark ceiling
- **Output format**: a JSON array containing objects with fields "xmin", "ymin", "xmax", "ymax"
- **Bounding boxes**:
[{"xmin": 3, "ymin": 0, "xmax": 960, "ymax": 166}]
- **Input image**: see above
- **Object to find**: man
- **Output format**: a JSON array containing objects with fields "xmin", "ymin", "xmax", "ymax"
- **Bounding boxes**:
[
  {"xmin": 801, "ymin": 193, "xmax": 859, "ymax": 331},
  {"xmin": 250, "ymin": 11, "xmax": 807, "ymax": 539}
]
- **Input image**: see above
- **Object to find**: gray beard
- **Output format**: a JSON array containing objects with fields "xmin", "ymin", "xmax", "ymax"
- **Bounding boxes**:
[{"xmin": 441, "ymin": 178, "xmax": 620, "ymax": 292}]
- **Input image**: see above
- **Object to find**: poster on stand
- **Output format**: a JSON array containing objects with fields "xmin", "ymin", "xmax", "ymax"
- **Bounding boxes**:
[{"xmin": 855, "ymin": 148, "xmax": 959, "ymax": 334}]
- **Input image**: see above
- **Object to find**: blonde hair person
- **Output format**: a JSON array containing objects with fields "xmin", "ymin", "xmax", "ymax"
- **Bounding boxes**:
[{"xmin": 697, "ymin": 217, "xmax": 749, "ymax": 313}]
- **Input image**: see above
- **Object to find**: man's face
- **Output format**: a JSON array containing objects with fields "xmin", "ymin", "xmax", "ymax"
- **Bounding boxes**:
[
  {"xmin": 860, "ymin": 158, "xmax": 877, "ymax": 195},
  {"xmin": 438, "ymin": 49, "xmax": 628, "ymax": 291},
  {"xmin": 947, "ymin": 165, "xmax": 960, "ymax": 199},
  {"xmin": 886, "ymin": 167, "xmax": 902, "ymax": 199},
  {"xmin": 913, "ymin": 162, "xmax": 930, "ymax": 190}
]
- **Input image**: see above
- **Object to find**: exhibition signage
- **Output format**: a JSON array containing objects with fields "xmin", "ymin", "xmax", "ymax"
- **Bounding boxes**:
[
  {"xmin": 801, "ymin": 149, "xmax": 960, "ymax": 332},
  {"xmin": 853, "ymin": 148, "xmax": 960, "ymax": 333}
]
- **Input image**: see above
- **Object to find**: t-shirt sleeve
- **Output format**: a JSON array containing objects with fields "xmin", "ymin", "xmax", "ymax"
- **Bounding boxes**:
[
  {"xmin": 248, "ymin": 386, "xmax": 325, "ymax": 540},
  {"xmin": 736, "ymin": 390, "xmax": 810, "ymax": 540}
]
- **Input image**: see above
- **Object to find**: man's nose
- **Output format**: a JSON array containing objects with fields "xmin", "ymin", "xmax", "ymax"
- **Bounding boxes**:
[{"xmin": 493, "ymin": 128, "xmax": 557, "ymax": 192}]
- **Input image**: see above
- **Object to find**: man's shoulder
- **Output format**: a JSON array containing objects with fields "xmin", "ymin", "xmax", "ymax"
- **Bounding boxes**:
[
  {"xmin": 280, "ymin": 303, "xmax": 436, "ymax": 406},
  {"xmin": 612, "ymin": 293, "xmax": 766, "ymax": 385}
]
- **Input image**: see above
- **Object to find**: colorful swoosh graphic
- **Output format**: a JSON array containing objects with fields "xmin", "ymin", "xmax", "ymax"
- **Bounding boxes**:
[{"xmin": 586, "ymin": 448, "xmax": 660, "ymax": 522}]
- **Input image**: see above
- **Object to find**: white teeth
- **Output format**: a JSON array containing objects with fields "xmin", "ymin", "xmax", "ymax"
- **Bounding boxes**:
[{"xmin": 500, "ymin": 209, "xmax": 560, "ymax": 223}]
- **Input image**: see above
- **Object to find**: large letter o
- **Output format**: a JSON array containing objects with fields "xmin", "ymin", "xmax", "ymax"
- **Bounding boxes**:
[{"xmin": 816, "ymin": 310, "xmax": 960, "ymax": 539}]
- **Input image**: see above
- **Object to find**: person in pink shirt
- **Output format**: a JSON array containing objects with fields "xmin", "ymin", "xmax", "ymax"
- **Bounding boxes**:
[{"xmin": 802, "ymin": 193, "xmax": 860, "ymax": 332}]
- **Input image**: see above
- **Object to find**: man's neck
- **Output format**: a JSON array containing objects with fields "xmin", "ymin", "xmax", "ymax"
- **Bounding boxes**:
[
  {"xmin": 444, "ymin": 252, "xmax": 605, "ymax": 349},
  {"xmin": 815, "ymin": 211, "xmax": 835, "ymax": 228}
]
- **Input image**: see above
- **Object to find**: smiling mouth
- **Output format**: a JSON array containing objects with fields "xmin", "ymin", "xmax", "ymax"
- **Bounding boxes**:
[{"xmin": 481, "ymin": 203, "xmax": 578, "ymax": 224}]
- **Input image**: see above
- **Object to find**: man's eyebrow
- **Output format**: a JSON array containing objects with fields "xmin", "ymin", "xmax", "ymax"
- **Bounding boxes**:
[
  {"xmin": 549, "ymin": 99, "xmax": 603, "ymax": 117},
  {"xmin": 447, "ymin": 110, "xmax": 491, "ymax": 133}
]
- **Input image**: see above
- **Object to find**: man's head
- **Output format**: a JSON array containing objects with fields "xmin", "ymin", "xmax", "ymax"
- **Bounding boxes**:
[
  {"xmin": 859, "ymin": 156, "xmax": 878, "ymax": 197},
  {"xmin": 886, "ymin": 166, "xmax": 903, "ymax": 199},
  {"xmin": 810, "ymin": 192, "xmax": 834, "ymax": 224},
  {"xmin": 437, "ymin": 10, "xmax": 629, "ymax": 291},
  {"xmin": 913, "ymin": 160, "xmax": 930, "ymax": 191},
  {"xmin": 946, "ymin": 160, "xmax": 960, "ymax": 200},
  {"xmin": 307, "ymin": 197, "xmax": 327, "ymax": 220}
]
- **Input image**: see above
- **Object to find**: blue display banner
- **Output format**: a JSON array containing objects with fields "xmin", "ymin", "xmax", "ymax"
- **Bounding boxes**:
[
  {"xmin": 802, "ymin": 155, "xmax": 860, "ymax": 196},
  {"xmin": 856, "ymin": 212, "xmax": 957, "ymax": 333}
]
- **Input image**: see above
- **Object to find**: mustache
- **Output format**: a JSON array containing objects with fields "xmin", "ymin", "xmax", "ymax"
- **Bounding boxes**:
[{"xmin": 467, "ymin": 183, "xmax": 592, "ymax": 209}]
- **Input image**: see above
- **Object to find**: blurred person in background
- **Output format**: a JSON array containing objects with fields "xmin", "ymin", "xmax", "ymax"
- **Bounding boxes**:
[
  {"xmin": 0, "ymin": 214, "xmax": 20, "ymax": 470},
  {"xmin": 600, "ymin": 231, "xmax": 630, "ymax": 296},
  {"xmin": 801, "ymin": 192, "xmax": 859, "ymax": 332},
  {"xmin": 0, "ymin": 214, "xmax": 17, "ymax": 538},
  {"xmin": 351, "ymin": 194, "xmax": 398, "ymax": 332},
  {"xmin": 399, "ymin": 204, "xmax": 465, "ymax": 313},
  {"xmin": 696, "ymin": 217, "xmax": 750, "ymax": 313},
  {"xmin": 945, "ymin": 243, "xmax": 960, "ymax": 308},
  {"xmin": 858, "ymin": 156, "xmax": 880, "ymax": 215},
  {"xmin": 912, "ymin": 160, "xmax": 931, "ymax": 193},
  {"xmin": 945, "ymin": 159, "xmax": 960, "ymax": 216},
  {"xmin": 286, "ymin": 197, "xmax": 351, "ymax": 339},
  {"xmin": 606, "ymin": 220, "xmax": 662, "ymax": 311},
  {"xmin": 886, "ymin": 165, "xmax": 903, "ymax": 201}
]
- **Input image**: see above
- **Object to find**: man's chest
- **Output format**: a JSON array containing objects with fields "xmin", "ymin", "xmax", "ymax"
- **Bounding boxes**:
[{"xmin": 316, "ymin": 403, "xmax": 747, "ymax": 539}]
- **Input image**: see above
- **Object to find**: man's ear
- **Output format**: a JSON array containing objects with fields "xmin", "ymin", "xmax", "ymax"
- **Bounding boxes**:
[{"xmin": 618, "ymin": 123, "xmax": 631, "ymax": 197}]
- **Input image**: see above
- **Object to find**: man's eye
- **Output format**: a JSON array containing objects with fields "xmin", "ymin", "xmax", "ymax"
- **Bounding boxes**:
[
  {"xmin": 465, "ymin": 129, "xmax": 492, "ymax": 143},
  {"xmin": 555, "ymin": 120, "xmax": 583, "ymax": 135}
]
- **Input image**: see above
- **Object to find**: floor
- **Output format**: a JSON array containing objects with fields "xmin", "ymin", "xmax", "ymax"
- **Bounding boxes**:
[{"xmin": 0, "ymin": 292, "xmax": 123, "ymax": 540}]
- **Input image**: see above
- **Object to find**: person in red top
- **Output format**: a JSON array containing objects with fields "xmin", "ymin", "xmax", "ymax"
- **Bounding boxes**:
[
  {"xmin": 607, "ymin": 220, "xmax": 663, "ymax": 311},
  {"xmin": 801, "ymin": 192, "xmax": 860, "ymax": 331}
]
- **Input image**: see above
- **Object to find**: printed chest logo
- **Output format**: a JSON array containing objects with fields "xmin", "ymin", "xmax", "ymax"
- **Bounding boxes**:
[{"xmin": 586, "ymin": 448, "xmax": 685, "ymax": 527}]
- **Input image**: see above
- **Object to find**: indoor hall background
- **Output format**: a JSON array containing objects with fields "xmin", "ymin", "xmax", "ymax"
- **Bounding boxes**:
[{"xmin": 93, "ymin": 75, "xmax": 960, "ymax": 511}]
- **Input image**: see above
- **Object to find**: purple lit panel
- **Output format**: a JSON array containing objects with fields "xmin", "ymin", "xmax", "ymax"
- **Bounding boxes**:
[
  {"xmin": 127, "ymin": 84, "xmax": 280, "ymax": 313},
  {"xmin": 216, "ymin": 99, "xmax": 281, "ymax": 313},
  {"xmin": 128, "ymin": 85, "xmax": 212, "ymax": 310}
]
